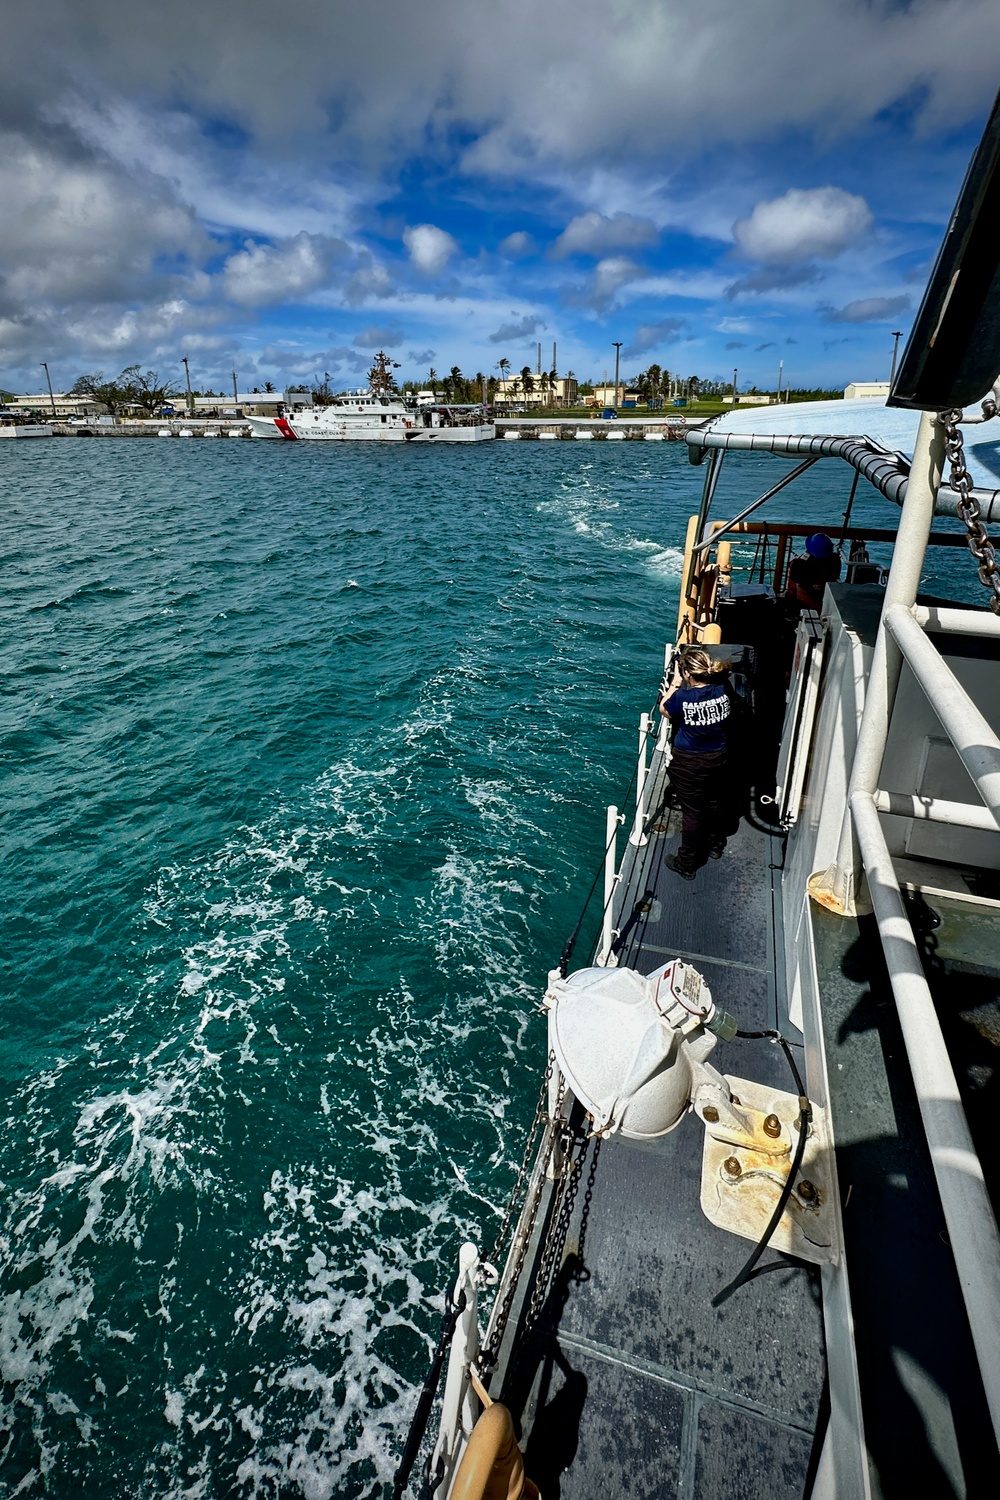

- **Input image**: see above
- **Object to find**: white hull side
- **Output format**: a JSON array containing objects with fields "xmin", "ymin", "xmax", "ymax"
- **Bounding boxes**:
[
  {"xmin": 0, "ymin": 424, "xmax": 53, "ymax": 438},
  {"xmin": 247, "ymin": 416, "xmax": 495, "ymax": 443},
  {"xmin": 404, "ymin": 425, "xmax": 495, "ymax": 443}
]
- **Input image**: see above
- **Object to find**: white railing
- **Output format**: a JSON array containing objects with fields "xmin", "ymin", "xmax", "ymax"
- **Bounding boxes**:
[
  {"xmin": 829, "ymin": 410, "xmax": 1000, "ymax": 1447},
  {"xmin": 428, "ymin": 1244, "xmax": 482, "ymax": 1494}
]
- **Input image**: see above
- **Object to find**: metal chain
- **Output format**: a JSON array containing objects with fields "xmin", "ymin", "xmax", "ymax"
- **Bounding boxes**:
[
  {"xmin": 479, "ymin": 1059, "xmax": 564, "ymax": 1370},
  {"xmin": 481, "ymin": 1055, "xmax": 553, "ymax": 1278},
  {"xmin": 942, "ymin": 404, "xmax": 1000, "ymax": 615},
  {"xmin": 522, "ymin": 1122, "xmax": 591, "ymax": 1335}
]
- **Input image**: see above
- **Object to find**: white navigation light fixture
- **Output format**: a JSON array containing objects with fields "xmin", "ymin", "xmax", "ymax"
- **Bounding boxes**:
[
  {"xmin": 890, "ymin": 86, "xmax": 1000, "ymax": 411},
  {"xmin": 545, "ymin": 960, "xmax": 737, "ymax": 1141}
]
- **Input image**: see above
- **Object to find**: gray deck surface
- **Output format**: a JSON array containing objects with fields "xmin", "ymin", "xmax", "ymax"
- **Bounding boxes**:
[
  {"xmin": 812, "ymin": 897, "xmax": 999, "ymax": 1496},
  {"xmin": 502, "ymin": 791, "xmax": 827, "ymax": 1499}
]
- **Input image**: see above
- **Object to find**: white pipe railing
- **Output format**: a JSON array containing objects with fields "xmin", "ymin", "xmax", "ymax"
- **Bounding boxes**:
[
  {"xmin": 629, "ymin": 714, "xmax": 654, "ymax": 847},
  {"xmin": 429, "ymin": 1243, "xmax": 481, "ymax": 1492},
  {"xmin": 883, "ymin": 605, "xmax": 1000, "ymax": 825},
  {"xmin": 598, "ymin": 805, "xmax": 620, "ymax": 965},
  {"xmin": 874, "ymin": 788, "xmax": 1000, "ymax": 832},
  {"xmin": 913, "ymin": 604, "xmax": 1000, "ymax": 638},
  {"xmin": 823, "ymin": 411, "xmax": 946, "ymax": 915},
  {"xmin": 850, "ymin": 790, "xmax": 1000, "ymax": 1447}
]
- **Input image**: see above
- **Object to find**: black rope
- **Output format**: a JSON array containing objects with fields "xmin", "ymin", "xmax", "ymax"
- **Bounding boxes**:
[
  {"xmin": 711, "ymin": 1030, "xmax": 811, "ymax": 1308},
  {"xmin": 392, "ymin": 1287, "xmax": 468, "ymax": 1500}
]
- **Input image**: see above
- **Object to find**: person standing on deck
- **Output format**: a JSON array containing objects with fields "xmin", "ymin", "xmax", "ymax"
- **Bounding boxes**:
[
  {"xmin": 659, "ymin": 646, "xmax": 732, "ymax": 881},
  {"xmin": 784, "ymin": 532, "xmax": 841, "ymax": 614}
]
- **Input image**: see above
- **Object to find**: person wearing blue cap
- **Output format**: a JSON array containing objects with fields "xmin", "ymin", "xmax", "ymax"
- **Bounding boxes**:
[{"xmin": 785, "ymin": 532, "xmax": 841, "ymax": 614}]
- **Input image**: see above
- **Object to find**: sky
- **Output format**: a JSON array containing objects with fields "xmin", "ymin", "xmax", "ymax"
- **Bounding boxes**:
[{"xmin": 3, "ymin": 0, "xmax": 1000, "ymax": 398}]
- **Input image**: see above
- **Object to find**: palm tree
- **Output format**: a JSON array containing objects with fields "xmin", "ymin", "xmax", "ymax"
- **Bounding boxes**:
[
  {"xmin": 427, "ymin": 367, "xmax": 439, "ymax": 391},
  {"xmin": 450, "ymin": 365, "xmax": 464, "ymax": 401},
  {"xmin": 496, "ymin": 358, "xmax": 510, "ymax": 402}
]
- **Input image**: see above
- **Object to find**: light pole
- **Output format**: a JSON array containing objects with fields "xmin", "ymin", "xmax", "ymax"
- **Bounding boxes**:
[
  {"xmin": 612, "ymin": 342, "xmax": 623, "ymax": 409},
  {"xmin": 182, "ymin": 356, "xmax": 193, "ymax": 415},
  {"xmin": 232, "ymin": 370, "xmax": 239, "ymax": 408},
  {"xmin": 40, "ymin": 362, "xmax": 57, "ymax": 418},
  {"xmin": 889, "ymin": 330, "xmax": 902, "ymax": 388},
  {"xmin": 732, "ymin": 367, "xmax": 739, "ymax": 406},
  {"xmin": 776, "ymin": 359, "xmax": 783, "ymax": 403}
]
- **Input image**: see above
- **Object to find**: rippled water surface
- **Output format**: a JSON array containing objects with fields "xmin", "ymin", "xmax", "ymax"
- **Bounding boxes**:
[{"xmin": 0, "ymin": 435, "xmax": 974, "ymax": 1497}]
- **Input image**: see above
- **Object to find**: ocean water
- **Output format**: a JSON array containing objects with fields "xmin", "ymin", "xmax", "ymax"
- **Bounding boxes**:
[{"xmin": 0, "ymin": 435, "xmax": 979, "ymax": 1498}]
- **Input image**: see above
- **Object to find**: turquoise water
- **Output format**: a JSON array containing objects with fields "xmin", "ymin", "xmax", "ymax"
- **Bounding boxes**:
[{"xmin": 0, "ymin": 437, "xmax": 976, "ymax": 1497}]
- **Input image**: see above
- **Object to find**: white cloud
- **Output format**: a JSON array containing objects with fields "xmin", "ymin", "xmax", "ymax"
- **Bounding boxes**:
[
  {"xmin": 623, "ymin": 318, "xmax": 685, "ymax": 358},
  {"xmin": 497, "ymin": 231, "xmax": 536, "ymax": 258},
  {"xmin": 824, "ymin": 294, "xmax": 910, "ymax": 323},
  {"xmin": 567, "ymin": 256, "xmax": 642, "ymax": 311},
  {"xmin": 352, "ymin": 324, "xmax": 404, "ymax": 347},
  {"xmin": 733, "ymin": 187, "xmax": 872, "ymax": 266},
  {"xmin": 222, "ymin": 232, "xmax": 349, "ymax": 307},
  {"xmin": 489, "ymin": 314, "xmax": 545, "ymax": 344},
  {"xmin": 551, "ymin": 211, "xmax": 658, "ymax": 258},
  {"xmin": 403, "ymin": 224, "xmax": 459, "ymax": 275}
]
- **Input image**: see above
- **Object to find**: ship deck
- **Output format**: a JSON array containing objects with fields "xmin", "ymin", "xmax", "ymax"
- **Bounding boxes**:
[{"xmin": 498, "ymin": 779, "xmax": 828, "ymax": 1498}]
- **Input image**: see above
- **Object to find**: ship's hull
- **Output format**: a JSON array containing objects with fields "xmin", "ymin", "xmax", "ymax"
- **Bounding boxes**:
[
  {"xmin": 0, "ymin": 424, "xmax": 53, "ymax": 438},
  {"xmin": 247, "ymin": 416, "xmax": 495, "ymax": 442}
]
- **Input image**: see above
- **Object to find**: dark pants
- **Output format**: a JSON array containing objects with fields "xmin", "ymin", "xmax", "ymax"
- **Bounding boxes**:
[{"xmin": 668, "ymin": 748, "xmax": 730, "ymax": 873}]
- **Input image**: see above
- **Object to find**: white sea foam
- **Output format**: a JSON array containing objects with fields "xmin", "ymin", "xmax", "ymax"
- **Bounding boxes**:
[{"xmin": 0, "ymin": 690, "xmax": 544, "ymax": 1495}]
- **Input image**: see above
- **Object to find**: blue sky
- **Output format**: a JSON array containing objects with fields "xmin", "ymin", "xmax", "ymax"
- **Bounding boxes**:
[{"xmin": 2, "ymin": 0, "xmax": 1000, "ymax": 396}]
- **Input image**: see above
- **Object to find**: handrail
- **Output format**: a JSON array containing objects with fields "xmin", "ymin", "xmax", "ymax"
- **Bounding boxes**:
[
  {"xmin": 685, "ymin": 425, "xmax": 1000, "ymax": 522},
  {"xmin": 690, "ymin": 456, "xmax": 820, "ymax": 553},
  {"xmin": 882, "ymin": 605, "xmax": 1000, "ymax": 826},
  {"xmin": 850, "ymin": 789, "xmax": 1000, "ymax": 1447}
]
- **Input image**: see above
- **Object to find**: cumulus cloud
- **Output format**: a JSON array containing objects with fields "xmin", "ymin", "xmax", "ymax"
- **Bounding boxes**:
[
  {"xmin": 551, "ymin": 211, "xmax": 658, "ymax": 258},
  {"xmin": 0, "ymin": 129, "xmax": 205, "ymax": 319},
  {"xmin": 403, "ymin": 224, "xmax": 459, "ymax": 275},
  {"xmin": 566, "ymin": 256, "xmax": 641, "ymax": 311},
  {"xmin": 623, "ymin": 318, "xmax": 684, "ymax": 357},
  {"xmin": 725, "ymin": 340, "xmax": 746, "ymax": 349},
  {"xmin": 823, "ymin": 294, "xmax": 910, "ymax": 323},
  {"xmin": 733, "ymin": 187, "xmax": 872, "ymax": 266},
  {"xmin": 488, "ymin": 314, "xmax": 545, "ymax": 344},
  {"xmin": 408, "ymin": 348, "xmax": 436, "ymax": 365},
  {"xmin": 353, "ymin": 324, "xmax": 404, "ymax": 347},
  {"xmin": 725, "ymin": 264, "xmax": 822, "ymax": 300},
  {"xmin": 497, "ymin": 231, "xmax": 536, "ymax": 258},
  {"xmin": 222, "ymin": 232, "xmax": 350, "ymax": 306},
  {"xmin": 344, "ymin": 255, "xmax": 394, "ymax": 305}
]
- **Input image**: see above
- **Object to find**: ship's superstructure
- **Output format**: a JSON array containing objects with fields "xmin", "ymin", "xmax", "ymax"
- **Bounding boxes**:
[{"xmin": 388, "ymin": 97, "xmax": 1000, "ymax": 1500}]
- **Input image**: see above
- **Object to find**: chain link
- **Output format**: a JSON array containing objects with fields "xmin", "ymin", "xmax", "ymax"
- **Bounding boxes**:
[
  {"xmin": 479, "ymin": 1057, "xmax": 563, "ymax": 1370},
  {"xmin": 942, "ymin": 404, "xmax": 1000, "ymax": 615}
]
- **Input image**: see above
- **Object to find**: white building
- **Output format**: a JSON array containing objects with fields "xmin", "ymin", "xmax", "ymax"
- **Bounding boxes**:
[
  {"xmin": 7, "ymin": 392, "xmax": 102, "ymax": 417},
  {"xmin": 493, "ymin": 376, "xmax": 578, "ymax": 407},
  {"xmin": 843, "ymin": 382, "xmax": 890, "ymax": 400}
]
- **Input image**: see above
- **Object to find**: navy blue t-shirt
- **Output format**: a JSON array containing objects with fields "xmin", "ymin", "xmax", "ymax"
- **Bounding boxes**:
[{"xmin": 664, "ymin": 683, "xmax": 730, "ymax": 753}]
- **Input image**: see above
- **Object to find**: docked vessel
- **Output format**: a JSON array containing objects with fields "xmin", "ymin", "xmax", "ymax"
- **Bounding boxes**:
[
  {"xmin": 0, "ymin": 409, "xmax": 52, "ymax": 438},
  {"xmin": 389, "ymin": 93, "xmax": 1000, "ymax": 1499},
  {"xmin": 247, "ymin": 353, "xmax": 495, "ymax": 442}
]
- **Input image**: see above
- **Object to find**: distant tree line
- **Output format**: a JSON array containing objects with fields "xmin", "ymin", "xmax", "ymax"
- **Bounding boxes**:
[{"xmin": 70, "ymin": 366, "xmax": 182, "ymax": 415}]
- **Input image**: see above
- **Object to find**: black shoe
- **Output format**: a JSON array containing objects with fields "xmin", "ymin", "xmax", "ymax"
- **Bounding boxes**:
[
  {"xmin": 708, "ymin": 843, "xmax": 726, "ymax": 860},
  {"xmin": 665, "ymin": 854, "xmax": 696, "ymax": 882}
]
